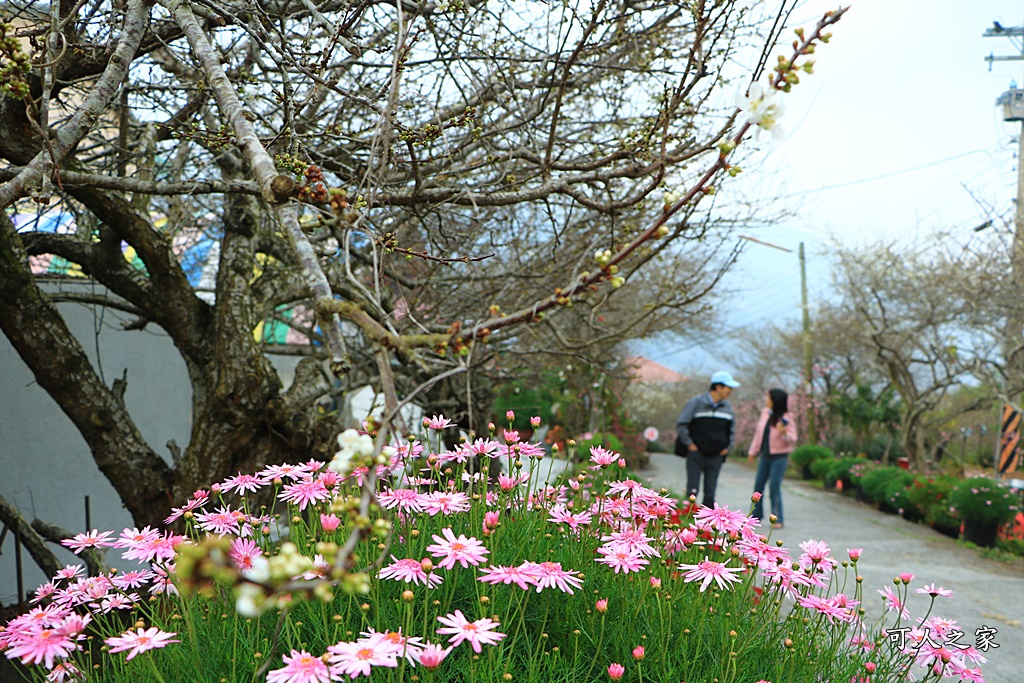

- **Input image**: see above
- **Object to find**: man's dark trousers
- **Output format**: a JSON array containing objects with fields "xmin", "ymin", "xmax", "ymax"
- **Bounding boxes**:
[{"xmin": 686, "ymin": 450, "xmax": 724, "ymax": 507}]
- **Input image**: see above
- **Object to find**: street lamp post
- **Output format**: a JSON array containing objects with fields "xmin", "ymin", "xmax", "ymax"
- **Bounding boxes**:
[{"xmin": 737, "ymin": 235, "xmax": 818, "ymax": 444}]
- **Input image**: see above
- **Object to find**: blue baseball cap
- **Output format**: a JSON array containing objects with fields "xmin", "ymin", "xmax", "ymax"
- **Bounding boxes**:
[{"xmin": 710, "ymin": 371, "xmax": 740, "ymax": 388}]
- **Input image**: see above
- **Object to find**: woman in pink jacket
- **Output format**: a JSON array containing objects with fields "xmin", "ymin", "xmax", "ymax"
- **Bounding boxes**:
[{"xmin": 747, "ymin": 388, "xmax": 798, "ymax": 529}]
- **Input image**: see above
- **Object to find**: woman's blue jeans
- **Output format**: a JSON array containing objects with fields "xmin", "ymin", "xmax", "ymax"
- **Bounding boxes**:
[{"xmin": 751, "ymin": 453, "xmax": 789, "ymax": 524}]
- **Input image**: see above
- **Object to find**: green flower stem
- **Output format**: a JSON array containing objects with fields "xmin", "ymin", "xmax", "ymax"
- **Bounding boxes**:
[{"xmin": 583, "ymin": 611, "xmax": 606, "ymax": 681}]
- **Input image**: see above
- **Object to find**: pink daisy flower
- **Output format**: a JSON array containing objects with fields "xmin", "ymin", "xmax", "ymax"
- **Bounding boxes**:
[
  {"xmin": 424, "ymin": 415, "xmax": 452, "ymax": 430},
  {"xmin": 110, "ymin": 569, "xmax": 155, "ymax": 590},
  {"xmin": 761, "ymin": 561, "xmax": 811, "ymax": 595},
  {"xmin": 798, "ymin": 539, "xmax": 834, "ymax": 567},
  {"xmin": 677, "ymin": 557, "xmax": 745, "ymax": 592},
  {"xmin": 360, "ymin": 629, "xmax": 423, "ymax": 664},
  {"xmin": 279, "ymin": 478, "xmax": 330, "ymax": 511},
  {"xmin": 693, "ymin": 504, "xmax": 749, "ymax": 534},
  {"xmin": 606, "ymin": 479, "xmax": 657, "ymax": 498},
  {"xmin": 320, "ymin": 513, "xmax": 341, "ymax": 532},
  {"xmin": 497, "ymin": 473, "xmax": 526, "ymax": 491},
  {"xmin": 797, "ymin": 594, "xmax": 857, "ymax": 624},
  {"xmin": 4, "ymin": 626, "xmax": 78, "ymax": 669},
  {"xmin": 379, "ymin": 557, "xmax": 443, "ymax": 587},
  {"xmin": 60, "ymin": 530, "xmax": 115, "ymax": 554},
  {"xmin": 112, "ymin": 526, "xmax": 160, "ymax": 550},
  {"xmin": 464, "ymin": 438, "xmax": 502, "ymax": 458},
  {"xmin": 229, "ymin": 538, "xmax": 264, "ymax": 573},
  {"xmin": 421, "ymin": 491, "xmax": 471, "ymax": 516},
  {"xmin": 516, "ymin": 442, "xmax": 546, "ymax": 459},
  {"xmin": 528, "ymin": 561, "xmax": 584, "ymax": 594},
  {"xmin": 877, "ymin": 586, "xmax": 910, "ymax": 619},
  {"xmin": 477, "ymin": 564, "xmax": 541, "ymax": 591},
  {"xmin": 194, "ymin": 506, "xmax": 243, "ymax": 536},
  {"xmin": 415, "ymin": 642, "xmax": 452, "ymax": 669},
  {"xmin": 31, "ymin": 582, "xmax": 57, "ymax": 603},
  {"xmin": 259, "ymin": 463, "xmax": 312, "ymax": 483},
  {"xmin": 165, "ymin": 493, "xmax": 209, "ymax": 524},
  {"xmin": 436, "ymin": 610, "xmax": 506, "ymax": 652},
  {"xmin": 327, "ymin": 636, "xmax": 400, "ymax": 679},
  {"xmin": 46, "ymin": 661, "xmax": 84, "ymax": 682},
  {"xmin": 425, "ymin": 528, "xmax": 489, "ymax": 570},
  {"xmin": 548, "ymin": 506, "xmax": 592, "ymax": 531},
  {"xmin": 149, "ymin": 563, "xmax": 178, "ymax": 596},
  {"xmin": 595, "ymin": 547, "xmax": 650, "ymax": 574},
  {"xmin": 99, "ymin": 593, "xmax": 140, "ymax": 613},
  {"xmin": 55, "ymin": 565, "xmax": 84, "ymax": 581},
  {"xmin": 379, "ymin": 488, "xmax": 427, "ymax": 513},
  {"xmin": 267, "ymin": 649, "xmax": 333, "ymax": 683},
  {"xmin": 221, "ymin": 472, "xmax": 263, "ymax": 495},
  {"xmin": 589, "ymin": 446, "xmax": 618, "ymax": 467},
  {"xmin": 916, "ymin": 583, "xmax": 953, "ymax": 598},
  {"xmin": 104, "ymin": 627, "xmax": 178, "ymax": 661},
  {"xmin": 601, "ymin": 529, "xmax": 660, "ymax": 558}
]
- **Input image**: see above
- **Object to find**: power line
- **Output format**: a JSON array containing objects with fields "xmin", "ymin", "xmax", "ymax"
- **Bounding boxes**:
[{"xmin": 776, "ymin": 149, "xmax": 992, "ymax": 200}]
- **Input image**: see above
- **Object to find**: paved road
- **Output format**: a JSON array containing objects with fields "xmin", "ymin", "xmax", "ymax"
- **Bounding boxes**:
[{"xmin": 639, "ymin": 452, "xmax": 1024, "ymax": 681}]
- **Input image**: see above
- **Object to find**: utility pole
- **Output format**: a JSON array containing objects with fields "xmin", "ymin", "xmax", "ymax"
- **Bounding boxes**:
[
  {"xmin": 985, "ymin": 23, "xmax": 1024, "ymax": 475},
  {"xmin": 800, "ymin": 242, "xmax": 817, "ymax": 444}
]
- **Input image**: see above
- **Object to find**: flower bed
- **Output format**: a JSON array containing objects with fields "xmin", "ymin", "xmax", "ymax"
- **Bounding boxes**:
[
  {"xmin": 2, "ymin": 419, "xmax": 989, "ymax": 682},
  {"xmin": 804, "ymin": 450, "xmax": 1023, "ymax": 553}
]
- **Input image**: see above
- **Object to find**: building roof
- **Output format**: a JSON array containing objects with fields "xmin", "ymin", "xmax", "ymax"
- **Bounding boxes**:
[{"xmin": 623, "ymin": 356, "xmax": 685, "ymax": 384}]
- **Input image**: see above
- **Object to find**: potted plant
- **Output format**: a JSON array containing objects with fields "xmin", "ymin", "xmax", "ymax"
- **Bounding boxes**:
[
  {"xmin": 848, "ymin": 459, "xmax": 879, "ymax": 502},
  {"xmin": 830, "ymin": 456, "xmax": 870, "ymax": 492},
  {"xmin": 879, "ymin": 471, "xmax": 915, "ymax": 517},
  {"xmin": 810, "ymin": 456, "xmax": 837, "ymax": 489},
  {"xmin": 890, "ymin": 476, "xmax": 927, "ymax": 524},
  {"xmin": 861, "ymin": 466, "xmax": 910, "ymax": 514},
  {"xmin": 903, "ymin": 475, "xmax": 959, "ymax": 539},
  {"xmin": 949, "ymin": 477, "xmax": 1022, "ymax": 548},
  {"xmin": 791, "ymin": 444, "xmax": 834, "ymax": 480}
]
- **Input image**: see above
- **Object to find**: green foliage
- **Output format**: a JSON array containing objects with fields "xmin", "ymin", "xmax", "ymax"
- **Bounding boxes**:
[
  {"xmin": 5, "ymin": 453, "xmax": 924, "ymax": 683},
  {"xmin": 949, "ymin": 477, "xmax": 1022, "ymax": 526},
  {"xmin": 903, "ymin": 475, "xmax": 959, "ymax": 531},
  {"xmin": 828, "ymin": 383, "xmax": 901, "ymax": 440},
  {"xmin": 810, "ymin": 456, "xmax": 835, "ymax": 481},
  {"xmin": 828, "ymin": 432, "xmax": 901, "ymax": 462},
  {"xmin": 860, "ymin": 466, "xmax": 907, "ymax": 505},
  {"xmin": 492, "ymin": 373, "xmax": 560, "ymax": 429},
  {"xmin": 847, "ymin": 459, "xmax": 879, "ymax": 490},
  {"xmin": 827, "ymin": 456, "xmax": 870, "ymax": 488},
  {"xmin": 791, "ymin": 444, "xmax": 834, "ymax": 468},
  {"xmin": 575, "ymin": 431, "xmax": 625, "ymax": 459},
  {"xmin": 827, "ymin": 433, "xmax": 859, "ymax": 456},
  {"xmin": 885, "ymin": 474, "xmax": 923, "ymax": 522},
  {"xmin": 995, "ymin": 536, "xmax": 1024, "ymax": 559},
  {"xmin": 879, "ymin": 470, "xmax": 915, "ymax": 515}
]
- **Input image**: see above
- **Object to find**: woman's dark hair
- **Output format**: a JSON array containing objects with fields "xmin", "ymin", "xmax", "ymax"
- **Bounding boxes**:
[{"xmin": 768, "ymin": 388, "xmax": 788, "ymax": 426}]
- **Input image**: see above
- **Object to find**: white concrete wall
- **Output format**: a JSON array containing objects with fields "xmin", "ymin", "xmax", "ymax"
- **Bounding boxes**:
[{"xmin": 0, "ymin": 279, "xmax": 298, "ymax": 604}]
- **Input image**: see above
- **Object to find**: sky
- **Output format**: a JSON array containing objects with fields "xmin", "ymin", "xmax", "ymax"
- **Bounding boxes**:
[{"xmin": 640, "ymin": 0, "xmax": 1024, "ymax": 375}]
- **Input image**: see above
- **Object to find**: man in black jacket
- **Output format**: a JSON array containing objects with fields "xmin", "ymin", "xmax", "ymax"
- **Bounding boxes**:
[{"xmin": 676, "ymin": 371, "xmax": 739, "ymax": 508}]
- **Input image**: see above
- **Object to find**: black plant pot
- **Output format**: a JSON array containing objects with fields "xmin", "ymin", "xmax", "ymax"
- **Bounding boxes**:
[
  {"xmin": 801, "ymin": 464, "xmax": 813, "ymax": 480},
  {"xmin": 823, "ymin": 477, "xmax": 837, "ymax": 490},
  {"xmin": 931, "ymin": 523, "xmax": 960, "ymax": 540},
  {"xmin": 962, "ymin": 519, "xmax": 999, "ymax": 548},
  {"xmin": 855, "ymin": 487, "xmax": 871, "ymax": 503},
  {"xmin": 902, "ymin": 509, "xmax": 926, "ymax": 524},
  {"xmin": 878, "ymin": 501, "xmax": 899, "ymax": 515}
]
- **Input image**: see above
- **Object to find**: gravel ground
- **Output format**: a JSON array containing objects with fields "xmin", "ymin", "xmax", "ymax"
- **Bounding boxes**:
[{"xmin": 639, "ymin": 452, "xmax": 1024, "ymax": 681}]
